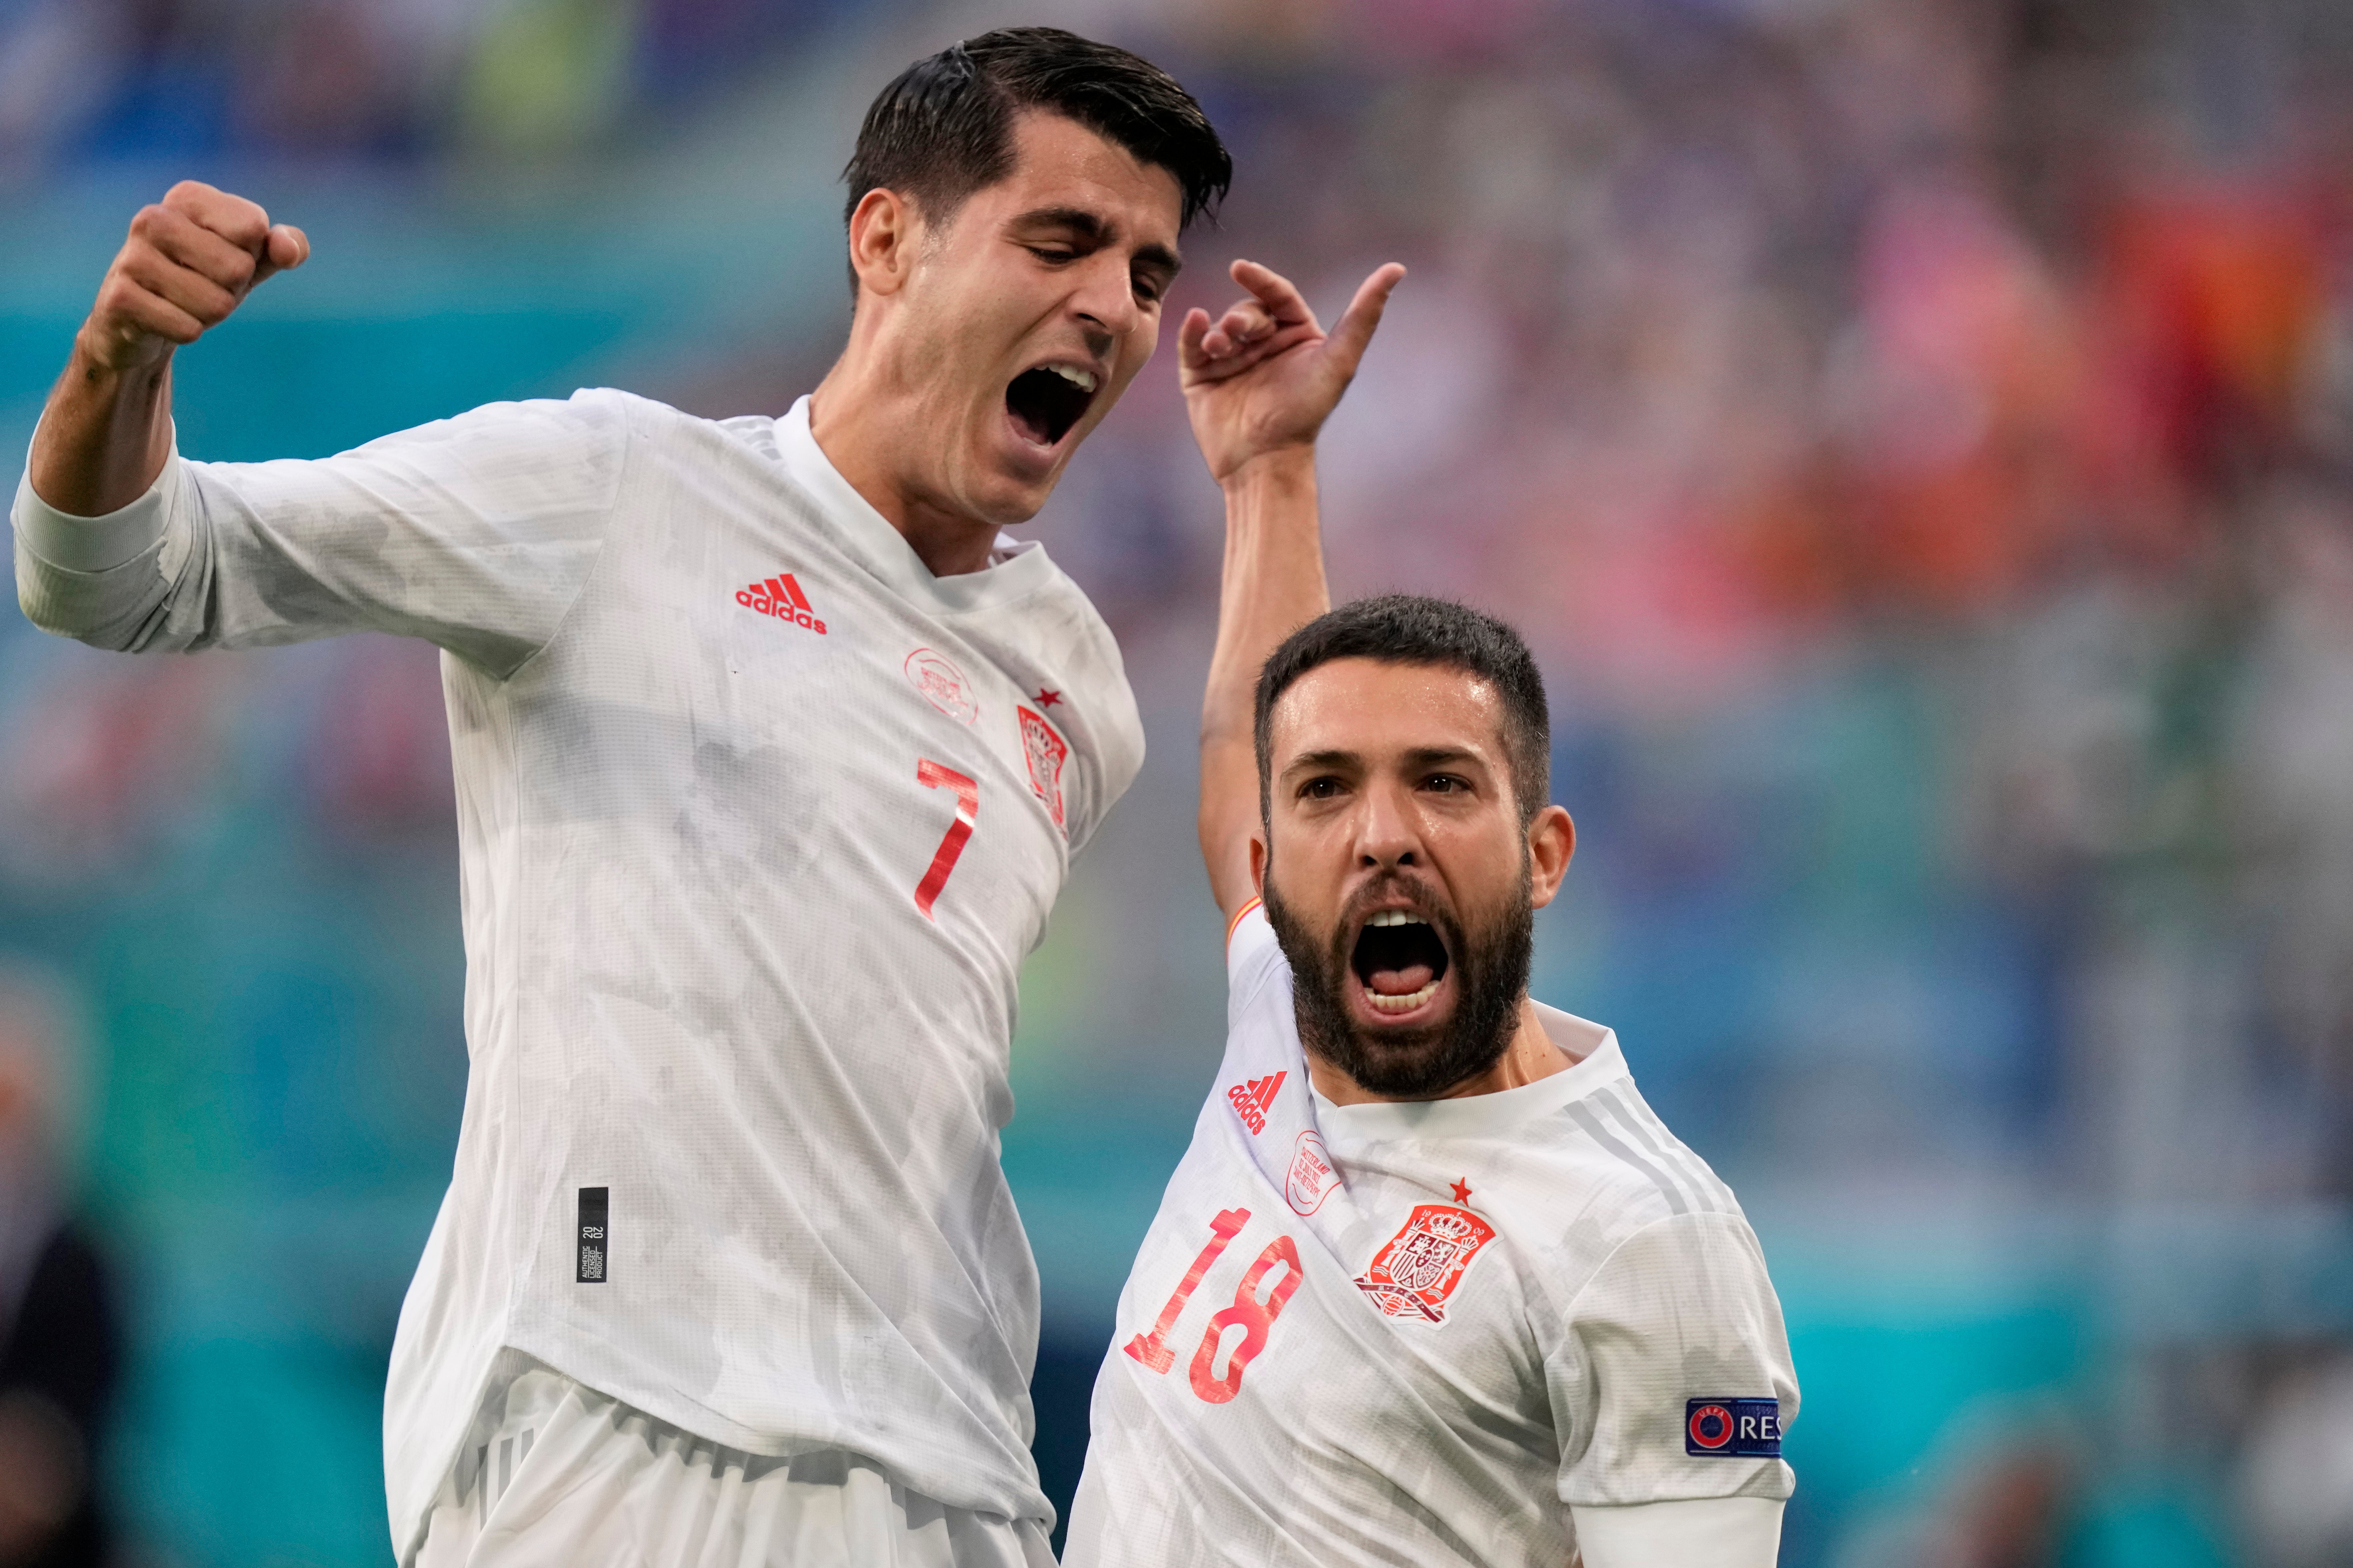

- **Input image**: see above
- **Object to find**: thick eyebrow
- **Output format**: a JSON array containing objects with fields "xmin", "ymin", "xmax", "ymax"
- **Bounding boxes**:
[
  {"xmin": 1282, "ymin": 748, "xmax": 1364, "ymax": 777},
  {"xmin": 1282, "ymin": 745, "xmax": 1490, "ymax": 779},
  {"xmin": 1401, "ymin": 746, "xmax": 1487, "ymax": 773},
  {"xmin": 1010, "ymin": 205, "xmax": 1183, "ymax": 278}
]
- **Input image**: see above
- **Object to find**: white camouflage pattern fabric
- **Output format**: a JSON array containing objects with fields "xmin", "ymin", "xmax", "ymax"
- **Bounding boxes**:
[
  {"xmin": 14, "ymin": 393, "xmax": 1145, "ymax": 1557},
  {"xmin": 1066, "ymin": 905, "xmax": 1797, "ymax": 1567}
]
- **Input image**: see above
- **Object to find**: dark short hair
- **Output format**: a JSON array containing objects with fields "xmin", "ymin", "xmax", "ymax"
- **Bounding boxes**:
[
  {"xmin": 1255, "ymin": 595, "xmax": 1552, "ymax": 824},
  {"xmin": 842, "ymin": 27, "xmax": 1229, "ymax": 262}
]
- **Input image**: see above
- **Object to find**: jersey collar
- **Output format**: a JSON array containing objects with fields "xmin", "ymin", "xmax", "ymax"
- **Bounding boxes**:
[
  {"xmin": 776, "ymin": 396, "xmax": 1058, "ymax": 617},
  {"xmin": 1311, "ymin": 1006, "xmax": 1632, "ymax": 1146}
]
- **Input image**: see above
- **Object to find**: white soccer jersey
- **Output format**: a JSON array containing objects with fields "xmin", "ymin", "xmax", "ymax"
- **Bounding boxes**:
[
  {"xmin": 1065, "ymin": 904, "xmax": 1797, "ymax": 1567},
  {"xmin": 13, "ymin": 393, "xmax": 1144, "ymax": 1556}
]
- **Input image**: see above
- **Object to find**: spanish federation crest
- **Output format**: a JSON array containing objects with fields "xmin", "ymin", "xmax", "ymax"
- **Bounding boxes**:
[
  {"xmin": 1354, "ymin": 1203, "xmax": 1497, "ymax": 1324},
  {"xmin": 1017, "ymin": 704, "xmax": 1069, "ymax": 833}
]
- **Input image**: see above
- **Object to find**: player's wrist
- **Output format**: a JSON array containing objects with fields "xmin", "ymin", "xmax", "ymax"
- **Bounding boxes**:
[
  {"xmin": 1216, "ymin": 442, "xmax": 1316, "ymax": 496},
  {"xmin": 72, "ymin": 319, "xmax": 172, "ymax": 380}
]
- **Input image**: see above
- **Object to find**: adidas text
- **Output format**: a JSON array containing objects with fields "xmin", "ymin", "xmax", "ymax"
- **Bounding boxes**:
[
  {"xmin": 738, "ymin": 573, "xmax": 827, "ymax": 634},
  {"xmin": 1226, "ymin": 1071, "xmax": 1286, "ymax": 1135}
]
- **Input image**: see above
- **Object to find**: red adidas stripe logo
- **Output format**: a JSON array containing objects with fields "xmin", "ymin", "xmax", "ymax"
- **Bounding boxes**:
[
  {"xmin": 1225, "ymin": 1071, "xmax": 1286, "ymax": 1135},
  {"xmin": 736, "ymin": 572, "xmax": 826, "ymax": 633}
]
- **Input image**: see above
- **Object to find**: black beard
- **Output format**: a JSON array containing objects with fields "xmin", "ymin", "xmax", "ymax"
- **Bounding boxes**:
[{"xmin": 1262, "ymin": 856, "xmax": 1535, "ymax": 1100}]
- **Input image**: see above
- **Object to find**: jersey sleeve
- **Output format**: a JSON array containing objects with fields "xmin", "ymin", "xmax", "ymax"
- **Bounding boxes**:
[
  {"xmin": 13, "ymin": 389, "xmax": 628, "ymax": 677},
  {"xmin": 1571, "ymin": 1497, "xmax": 1784, "ymax": 1568},
  {"xmin": 1543, "ymin": 1210, "xmax": 1798, "ymax": 1510},
  {"xmin": 1224, "ymin": 900, "xmax": 1289, "ymax": 1030},
  {"xmin": 1064, "ymin": 663, "xmax": 1143, "ymax": 858},
  {"xmin": 1032, "ymin": 590, "xmax": 1144, "ymax": 859}
]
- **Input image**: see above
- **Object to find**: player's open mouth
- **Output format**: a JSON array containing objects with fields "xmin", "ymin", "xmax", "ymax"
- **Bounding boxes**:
[
  {"xmin": 1005, "ymin": 362, "xmax": 1098, "ymax": 449},
  {"xmin": 1351, "ymin": 909, "xmax": 1450, "ymax": 1017}
]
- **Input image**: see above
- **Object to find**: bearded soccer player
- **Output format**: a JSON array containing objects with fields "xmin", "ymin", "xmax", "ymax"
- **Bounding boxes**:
[
  {"xmin": 1063, "ymin": 286, "xmax": 1800, "ymax": 1564},
  {"xmin": 11, "ymin": 28, "xmax": 1399, "ymax": 1568}
]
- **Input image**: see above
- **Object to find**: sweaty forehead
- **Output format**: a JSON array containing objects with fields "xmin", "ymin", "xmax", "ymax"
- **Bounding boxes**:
[{"xmin": 1271, "ymin": 658, "xmax": 1505, "ymax": 766}]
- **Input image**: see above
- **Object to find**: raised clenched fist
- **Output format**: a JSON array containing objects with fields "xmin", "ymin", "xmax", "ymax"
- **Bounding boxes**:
[{"xmin": 78, "ymin": 181, "xmax": 309, "ymax": 374}]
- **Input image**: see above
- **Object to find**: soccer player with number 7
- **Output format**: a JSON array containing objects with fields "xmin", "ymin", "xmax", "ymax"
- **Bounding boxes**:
[
  {"xmin": 10, "ymin": 28, "xmax": 1402, "ymax": 1568},
  {"xmin": 1064, "ymin": 266, "xmax": 1802, "ymax": 1561}
]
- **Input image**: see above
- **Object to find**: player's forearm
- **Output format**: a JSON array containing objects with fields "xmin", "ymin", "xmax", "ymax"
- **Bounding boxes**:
[
  {"xmin": 1204, "ymin": 447, "xmax": 1328, "ymax": 739},
  {"xmin": 1198, "ymin": 445, "xmax": 1328, "ymax": 911},
  {"xmin": 29, "ymin": 341, "xmax": 176, "ymax": 520},
  {"xmin": 15, "ymin": 338, "xmax": 184, "ymax": 648}
]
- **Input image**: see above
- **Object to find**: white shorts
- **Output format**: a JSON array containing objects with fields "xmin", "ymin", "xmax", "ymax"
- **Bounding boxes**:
[{"xmin": 413, "ymin": 1365, "xmax": 1057, "ymax": 1568}]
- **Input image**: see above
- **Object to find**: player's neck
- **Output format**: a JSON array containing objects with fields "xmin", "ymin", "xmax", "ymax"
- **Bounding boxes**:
[
  {"xmin": 808, "ymin": 357, "xmax": 1001, "ymax": 579},
  {"xmin": 1310, "ymin": 999, "xmax": 1572, "ymax": 1107}
]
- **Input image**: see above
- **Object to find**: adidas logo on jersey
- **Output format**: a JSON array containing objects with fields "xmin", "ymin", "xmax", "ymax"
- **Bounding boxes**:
[
  {"xmin": 1225, "ymin": 1071, "xmax": 1285, "ymax": 1134},
  {"xmin": 736, "ymin": 572, "xmax": 826, "ymax": 633}
]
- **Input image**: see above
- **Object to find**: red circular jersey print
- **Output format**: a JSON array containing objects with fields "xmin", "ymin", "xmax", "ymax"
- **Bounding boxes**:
[
  {"xmin": 904, "ymin": 649, "xmax": 978, "ymax": 725},
  {"xmin": 1688, "ymin": 1403, "xmax": 1734, "ymax": 1450}
]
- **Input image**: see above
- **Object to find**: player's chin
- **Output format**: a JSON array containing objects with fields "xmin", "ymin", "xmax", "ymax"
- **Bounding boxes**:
[
  {"xmin": 960, "ymin": 452, "xmax": 1054, "ymax": 527},
  {"xmin": 977, "ymin": 418, "xmax": 1075, "ymax": 514}
]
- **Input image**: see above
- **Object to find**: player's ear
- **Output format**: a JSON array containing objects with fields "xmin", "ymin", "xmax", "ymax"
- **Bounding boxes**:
[
  {"xmin": 1249, "ymin": 834, "xmax": 1267, "ymax": 897},
  {"xmin": 847, "ymin": 187, "xmax": 916, "ymax": 301},
  {"xmin": 1525, "ymin": 804, "xmax": 1574, "ymax": 910}
]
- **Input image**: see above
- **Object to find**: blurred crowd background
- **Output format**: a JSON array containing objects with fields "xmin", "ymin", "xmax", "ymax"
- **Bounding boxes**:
[{"xmin": 4, "ymin": 0, "xmax": 2353, "ymax": 1562}]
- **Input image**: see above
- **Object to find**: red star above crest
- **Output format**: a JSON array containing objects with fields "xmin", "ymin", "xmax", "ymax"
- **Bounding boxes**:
[
  {"xmin": 1450, "ymin": 1178, "xmax": 1473, "ymax": 1205},
  {"xmin": 1033, "ymin": 688, "xmax": 1063, "ymax": 708}
]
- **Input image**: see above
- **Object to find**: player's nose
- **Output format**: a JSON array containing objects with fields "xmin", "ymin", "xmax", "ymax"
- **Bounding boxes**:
[
  {"xmin": 1071, "ymin": 255, "xmax": 1140, "ymax": 341},
  {"xmin": 1352, "ymin": 779, "xmax": 1423, "ymax": 870}
]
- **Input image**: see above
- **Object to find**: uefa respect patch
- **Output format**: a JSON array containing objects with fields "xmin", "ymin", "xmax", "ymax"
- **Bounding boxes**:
[{"xmin": 1685, "ymin": 1397, "xmax": 1782, "ymax": 1457}]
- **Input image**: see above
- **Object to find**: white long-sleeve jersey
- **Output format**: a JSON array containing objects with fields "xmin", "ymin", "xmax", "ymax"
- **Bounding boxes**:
[
  {"xmin": 12, "ymin": 392, "xmax": 1144, "ymax": 1557},
  {"xmin": 1065, "ymin": 904, "xmax": 1798, "ymax": 1567}
]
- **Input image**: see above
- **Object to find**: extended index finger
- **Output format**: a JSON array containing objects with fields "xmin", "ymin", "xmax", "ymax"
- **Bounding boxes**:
[{"xmin": 1323, "ymin": 263, "xmax": 1407, "ymax": 376}]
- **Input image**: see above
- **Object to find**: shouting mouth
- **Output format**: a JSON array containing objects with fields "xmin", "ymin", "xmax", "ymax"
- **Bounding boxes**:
[
  {"xmin": 1005, "ymin": 361, "xmax": 1099, "ymax": 450},
  {"xmin": 1350, "ymin": 908, "xmax": 1452, "ymax": 1019}
]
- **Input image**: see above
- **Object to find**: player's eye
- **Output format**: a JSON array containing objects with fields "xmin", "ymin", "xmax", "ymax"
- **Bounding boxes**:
[
  {"xmin": 1028, "ymin": 247, "xmax": 1076, "ymax": 264},
  {"xmin": 1423, "ymin": 774, "xmax": 1468, "ymax": 794},
  {"xmin": 1299, "ymin": 776, "xmax": 1346, "ymax": 800},
  {"xmin": 1132, "ymin": 271, "xmax": 1165, "ymax": 305}
]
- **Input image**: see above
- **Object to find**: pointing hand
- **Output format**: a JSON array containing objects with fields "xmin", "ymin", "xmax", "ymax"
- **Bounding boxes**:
[{"xmin": 1179, "ymin": 259, "xmax": 1405, "ymax": 486}]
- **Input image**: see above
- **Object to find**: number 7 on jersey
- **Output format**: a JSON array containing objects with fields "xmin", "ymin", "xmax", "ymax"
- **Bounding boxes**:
[{"xmin": 914, "ymin": 759, "xmax": 979, "ymax": 918}]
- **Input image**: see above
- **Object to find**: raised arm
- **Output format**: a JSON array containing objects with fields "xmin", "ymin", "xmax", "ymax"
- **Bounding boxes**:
[
  {"xmin": 31, "ymin": 182, "xmax": 309, "ymax": 518},
  {"xmin": 15, "ymin": 184, "xmax": 621, "ymax": 675},
  {"xmin": 1181, "ymin": 259, "xmax": 1404, "ymax": 922}
]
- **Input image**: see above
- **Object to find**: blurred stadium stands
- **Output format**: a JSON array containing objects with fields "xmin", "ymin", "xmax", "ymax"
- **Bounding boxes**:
[{"xmin": 5, "ymin": 0, "xmax": 2353, "ymax": 1562}]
